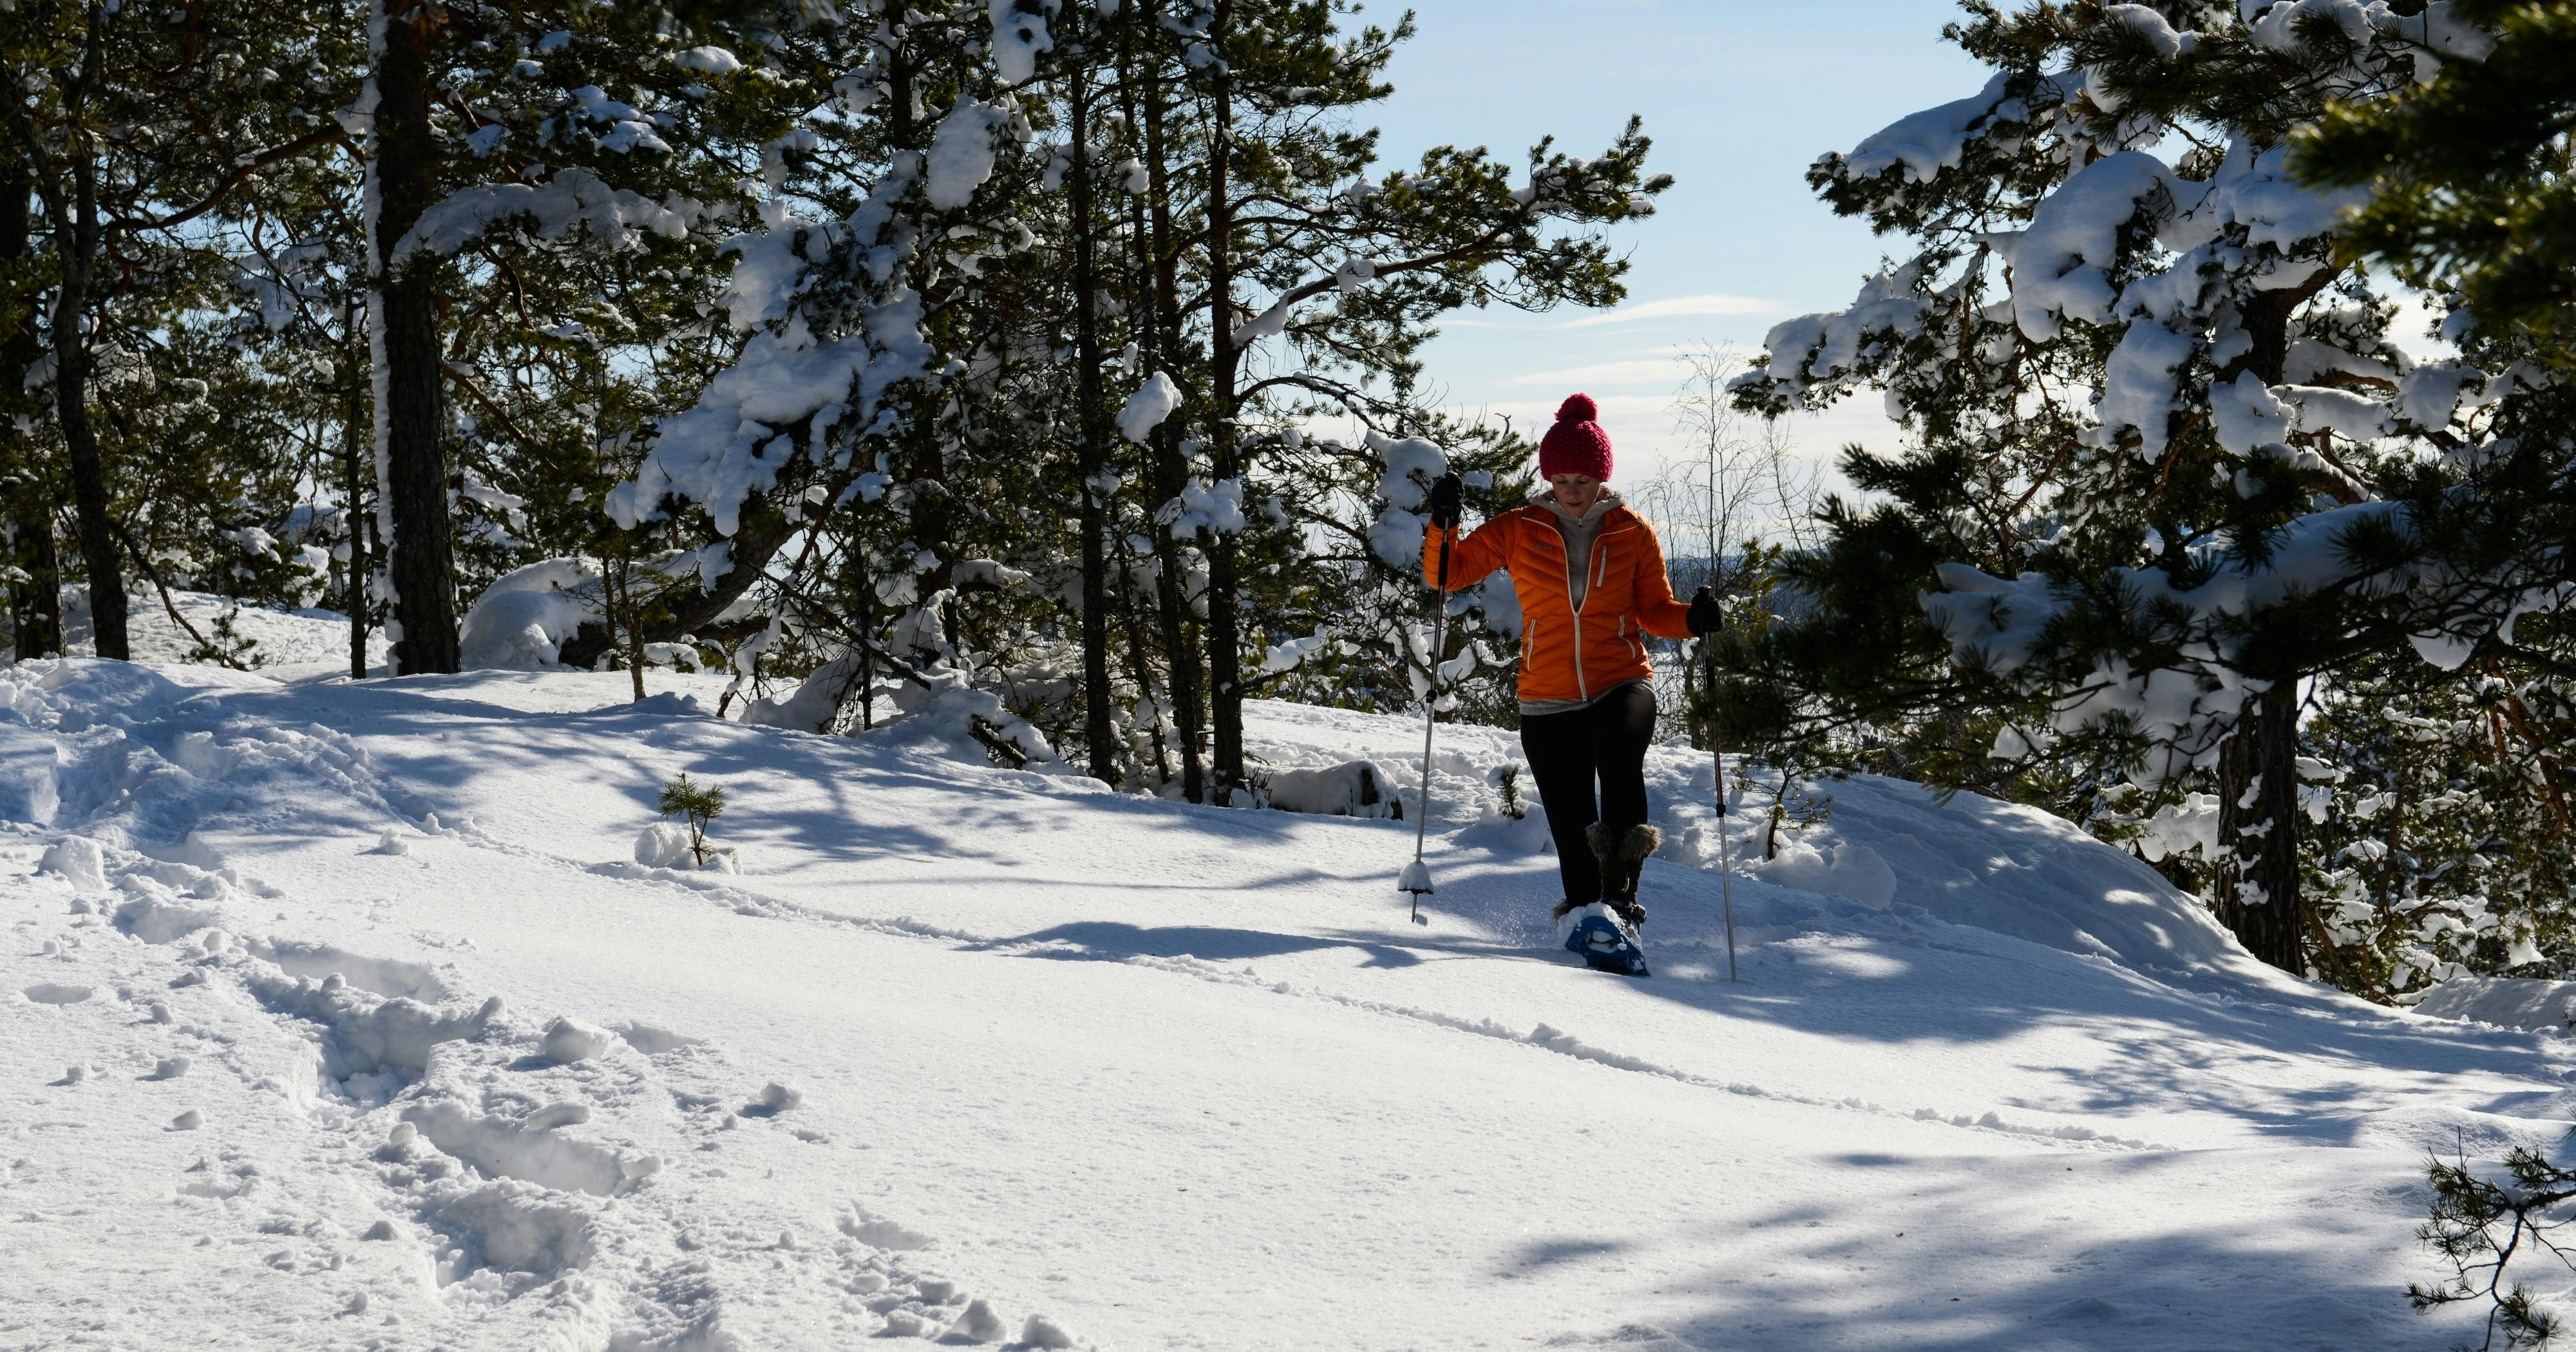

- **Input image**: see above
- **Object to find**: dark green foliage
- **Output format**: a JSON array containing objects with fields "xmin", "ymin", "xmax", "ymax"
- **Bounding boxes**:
[
  {"xmin": 2298, "ymin": 0, "xmax": 2576, "ymax": 356},
  {"xmin": 657, "ymin": 772, "xmax": 727, "ymax": 867},
  {"xmin": 2412, "ymin": 1142, "xmax": 2576, "ymax": 1350}
]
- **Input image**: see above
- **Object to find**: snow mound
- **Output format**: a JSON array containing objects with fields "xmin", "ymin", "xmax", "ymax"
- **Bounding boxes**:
[
  {"xmin": 459, "ymin": 558, "xmax": 604, "ymax": 670},
  {"xmin": 1685, "ymin": 770, "xmax": 2253, "ymax": 973},
  {"xmin": 634, "ymin": 821, "xmax": 697, "ymax": 868},
  {"xmin": 1262, "ymin": 759, "xmax": 1401, "ymax": 819},
  {"xmin": 1243, "ymin": 700, "xmax": 2251, "ymax": 976},
  {"xmin": 541, "ymin": 1014, "xmax": 618, "ymax": 1063},
  {"xmin": 38, "ymin": 837, "xmax": 106, "ymax": 891},
  {"xmin": 2415, "ymin": 976, "xmax": 2576, "ymax": 1034},
  {"xmin": 1748, "ymin": 835, "xmax": 1897, "ymax": 908}
]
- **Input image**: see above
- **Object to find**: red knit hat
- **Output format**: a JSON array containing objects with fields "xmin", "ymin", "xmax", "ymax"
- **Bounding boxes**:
[{"xmin": 1538, "ymin": 394, "xmax": 1612, "ymax": 481}]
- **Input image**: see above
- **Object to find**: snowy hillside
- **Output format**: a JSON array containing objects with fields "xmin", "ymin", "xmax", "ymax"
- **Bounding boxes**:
[{"xmin": 4, "ymin": 660, "xmax": 2567, "ymax": 1350}]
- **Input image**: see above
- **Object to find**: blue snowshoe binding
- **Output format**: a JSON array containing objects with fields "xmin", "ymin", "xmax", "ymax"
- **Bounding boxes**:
[
  {"xmin": 1557, "ymin": 902, "xmax": 1650, "ymax": 977},
  {"xmin": 1555, "ymin": 823, "xmax": 1658, "ymax": 976}
]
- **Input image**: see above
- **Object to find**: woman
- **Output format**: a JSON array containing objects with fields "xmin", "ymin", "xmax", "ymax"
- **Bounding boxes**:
[{"xmin": 1422, "ymin": 394, "xmax": 1719, "ymax": 931}]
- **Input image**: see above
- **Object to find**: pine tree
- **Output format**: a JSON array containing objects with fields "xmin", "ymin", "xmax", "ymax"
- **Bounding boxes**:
[
  {"xmin": 1729, "ymin": 1, "xmax": 2576, "ymax": 981},
  {"xmin": 657, "ymin": 772, "xmax": 726, "ymax": 867},
  {"xmin": 1, "ymin": 0, "xmax": 345, "ymax": 660}
]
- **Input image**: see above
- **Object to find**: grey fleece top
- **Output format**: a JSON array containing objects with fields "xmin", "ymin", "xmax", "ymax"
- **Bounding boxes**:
[{"xmin": 1519, "ymin": 487, "xmax": 1647, "ymax": 719}]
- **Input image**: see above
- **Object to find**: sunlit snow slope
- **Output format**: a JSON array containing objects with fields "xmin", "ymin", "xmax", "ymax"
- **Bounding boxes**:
[{"xmin": 3, "ymin": 658, "xmax": 2568, "ymax": 1351}]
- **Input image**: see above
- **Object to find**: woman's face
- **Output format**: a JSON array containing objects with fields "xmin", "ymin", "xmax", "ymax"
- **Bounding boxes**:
[{"xmin": 1549, "ymin": 473, "xmax": 1603, "ymax": 513}]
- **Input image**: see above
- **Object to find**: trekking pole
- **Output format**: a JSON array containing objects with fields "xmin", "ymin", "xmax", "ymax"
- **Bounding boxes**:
[
  {"xmin": 1396, "ymin": 529, "xmax": 1454, "ymax": 926},
  {"xmin": 1703, "ymin": 636, "xmax": 1739, "ymax": 982}
]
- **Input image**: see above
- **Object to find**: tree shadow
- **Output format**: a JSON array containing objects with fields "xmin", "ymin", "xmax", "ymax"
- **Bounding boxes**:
[
  {"xmin": 967, "ymin": 919, "xmax": 1526, "ymax": 969},
  {"xmin": 1546, "ymin": 1154, "xmax": 2465, "ymax": 1351}
]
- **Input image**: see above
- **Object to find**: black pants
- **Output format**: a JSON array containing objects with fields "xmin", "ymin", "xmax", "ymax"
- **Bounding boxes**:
[{"xmin": 1519, "ymin": 682, "xmax": 1656, "ymax": 905}]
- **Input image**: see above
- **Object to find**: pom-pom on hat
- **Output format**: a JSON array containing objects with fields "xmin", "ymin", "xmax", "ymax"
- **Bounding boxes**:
[{"xmin": 1539, "ymin": 393, "xmax": 1613, "ymax": 482}]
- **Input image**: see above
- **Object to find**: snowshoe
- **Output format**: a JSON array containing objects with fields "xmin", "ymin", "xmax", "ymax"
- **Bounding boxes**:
[{"xmin": 1556, "ymin": 902, "xmax": 1650, "ymax": 977}]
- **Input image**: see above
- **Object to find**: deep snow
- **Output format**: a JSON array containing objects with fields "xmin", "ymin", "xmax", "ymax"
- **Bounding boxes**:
[{"xmin": 3, "ymin": 650, "xmax": 2568, "ymax": 1350}]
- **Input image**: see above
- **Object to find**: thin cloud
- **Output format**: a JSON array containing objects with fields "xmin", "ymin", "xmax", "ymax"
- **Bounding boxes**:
[
  {"xmin": 1559, "ymin": 293, "xmax": 1782, "ymax": 329},
  {"xmin": 1504, "ymin": 357, "xmax": 1690, "ymax": 388},
  {"xmin": 1434, "ymin": 293, "xmax": 1782, "ymax": 332}
]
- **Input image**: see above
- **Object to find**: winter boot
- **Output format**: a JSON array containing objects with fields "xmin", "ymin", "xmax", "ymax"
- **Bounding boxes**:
[{"xmin": 1586, "ymin": 823, "xmax": 1661, "ymax": 931}]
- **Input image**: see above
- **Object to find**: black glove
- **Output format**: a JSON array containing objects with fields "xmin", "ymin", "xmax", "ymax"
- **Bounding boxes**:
[
  {"xmin": 1425, "ymin": 471, "xmax": 1463, "ymax": 531},
  {"xmin": 1685, "ymin": 585, "xmax": 1724, "ymax": 637}
]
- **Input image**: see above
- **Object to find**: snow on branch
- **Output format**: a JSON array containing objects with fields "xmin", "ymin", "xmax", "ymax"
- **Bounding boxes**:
[
  {"xmin": 608, "ymin": 292, "xmax": 932, "ymax": 536},
  {"xmin": 1734, "ymin": 265, "xmax": 1930, "ymax": 405},
  {"xmin": 1364, "ymin": 432, "xmax": 1448, "ymax": 567},
  {"xmin": 2000, "ymin": 151, "xmax": 2198, "ymax": 341},
  {"xmin": 926, "ymin": 99, "xmax": 1020, "ymax": 211},
  {"xmin": 988, "ymin": 0, "xmax": 1054, "ymax": 84},
  {"xmin": 393, "ymin": 169, "xmax": 700, "ymax": 264},
  {"xmin": 1837, "ymin": 72, "xmax": 2024, "ymax": 186},
  {"xmin": 1117, "ymin": 372, "xmax": 1182, "ymax": 443}
]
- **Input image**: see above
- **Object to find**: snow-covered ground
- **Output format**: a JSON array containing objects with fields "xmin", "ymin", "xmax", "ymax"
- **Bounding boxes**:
[
  {"xmin": 3, "ymin": 652, "xmax": 2564, "ymax": 1349},
  {"xmin": 57, "ymin": 587, "xmax": 388, "ymax": 680}
]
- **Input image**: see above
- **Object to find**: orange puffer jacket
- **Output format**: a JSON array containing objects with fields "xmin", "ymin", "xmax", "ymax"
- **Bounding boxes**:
[{"xmin": 1424, "ymin": 501, "xmax": 1693, "ymax": 705}]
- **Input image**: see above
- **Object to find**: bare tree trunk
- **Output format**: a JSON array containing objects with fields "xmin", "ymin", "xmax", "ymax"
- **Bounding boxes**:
[
  {"xmin": 882, "ymin": 43, "xmax": 958, "ymax": 627},
  {"xmin": 856, "ymin": 547, "xmax": 876, "ymax": 730},
  {"xmin": 343, "ymin": 304, "xmax": 371, "ymax": 678},
  {"xmin": 1068, "ymin": 59, "xmax": 1117, "ymax": 784},
  {"xmin": 1133, "ymin": 16, "xmax": 1204, "ymax": 801},
  {"xmin": 2216, "ymin": 678, "xmax": 2305, "ymax": 972},
  {"xmin": 623, "ymin": 555, "xmax": 647, "ymax": 701},
  {"xmin": 52, "ymin": 151, "xmax": 126, "ymax": 660},
  {"xmin": 0, "ymin": 168, "xmax": 62, "ymax": 660},
  {"xmin": 1202, "ymin": 0, "xmax": 1244, "ymax": 805},
  {"xmin": 372, "ymin": 1, "xmax": 460, "ymax": 674},
  {"xmin": 8, "ymin": 504, "xmax": 65, "ymax": 660},
  {"xmin": 2209, "ymin": 283, "xmax": 2318, "ymax": 975}
]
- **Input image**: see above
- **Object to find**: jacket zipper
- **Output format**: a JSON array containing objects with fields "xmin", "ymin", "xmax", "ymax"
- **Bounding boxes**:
[{"xmin": 1568, "ymin": 531, "xmax": 1590, "ymax": 702}]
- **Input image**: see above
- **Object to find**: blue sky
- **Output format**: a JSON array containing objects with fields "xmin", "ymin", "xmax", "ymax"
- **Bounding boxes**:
[{"xmin": 1354, "ymin": 1, "xmax": 1989, "ymax": 485}]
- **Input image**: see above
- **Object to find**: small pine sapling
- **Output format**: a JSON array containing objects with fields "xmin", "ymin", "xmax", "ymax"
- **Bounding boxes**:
[
  {"xmin": 1490, "ymin": 761, "xmax": 1527, "ymax": 820},
  {"xmin": 658, "ymin": 773, "xmax": 726, "ymax": 868},
  {"xmin": 2410, "ymin": 1141, "xmax": 2576, "ymax": 1350}
]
